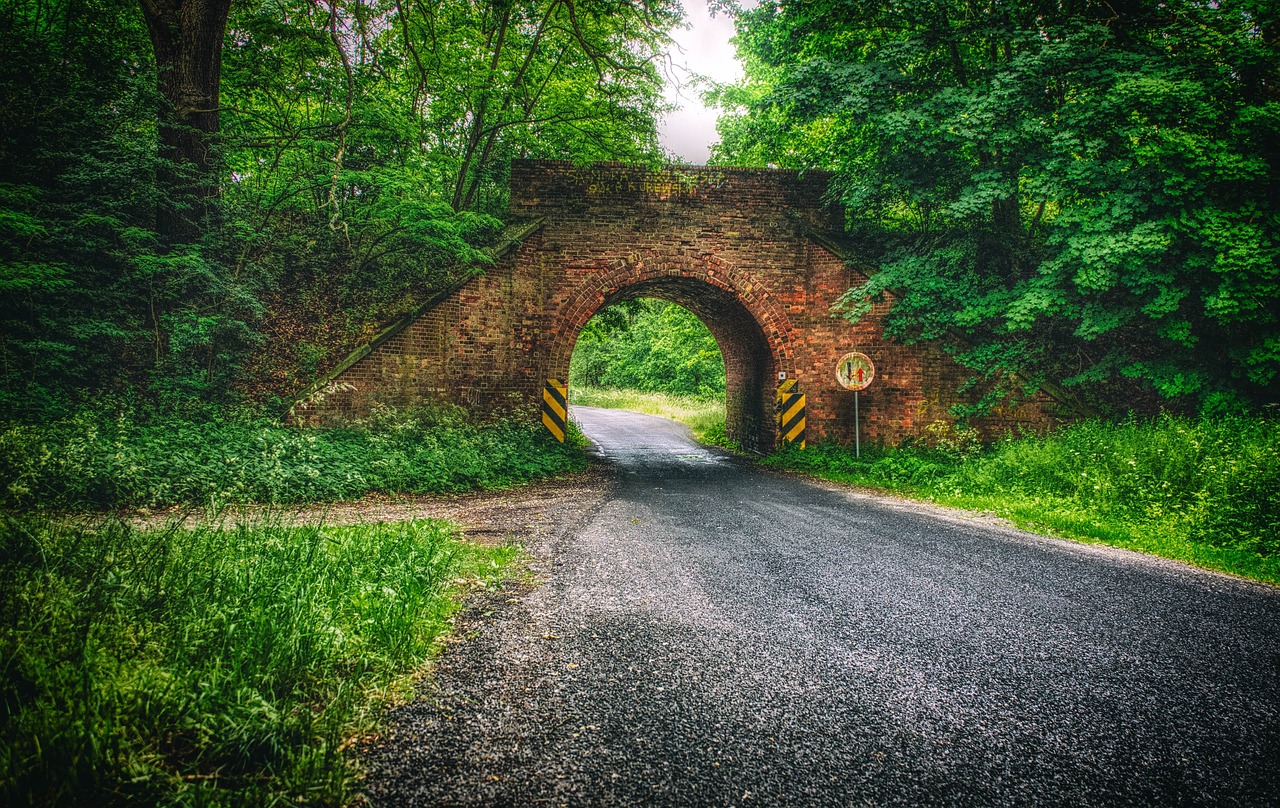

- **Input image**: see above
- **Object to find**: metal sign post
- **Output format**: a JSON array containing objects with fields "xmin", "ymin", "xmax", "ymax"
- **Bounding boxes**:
[{"xmin": 835, "ymin": 351, "xmax": 875, "ymax": 457}]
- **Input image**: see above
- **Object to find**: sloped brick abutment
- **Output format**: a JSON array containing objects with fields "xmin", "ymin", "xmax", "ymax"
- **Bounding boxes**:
[{"xmin": 294, "ymin": 160, "xmax": 1049, "ymax": 449}]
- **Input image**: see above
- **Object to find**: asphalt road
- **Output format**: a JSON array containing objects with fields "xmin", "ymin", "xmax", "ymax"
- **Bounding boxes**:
[{"xmin": 365, "ymin": 406, "xmax": 1280, "ymax": 806}]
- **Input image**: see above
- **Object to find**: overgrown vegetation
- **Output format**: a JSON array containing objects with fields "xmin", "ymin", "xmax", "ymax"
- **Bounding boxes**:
[
  {"xmin": 713, "ymin": 0, "xmax": 1280, "ymax": 416},
  {"xmin": 0, "ymin": 405, "xmax": 586, "ymax": 510},
  {"xmin": 570, "ymin": 300, "xmax": 727, "ymax": 399},
  {"xmin": 764, "ymin": 415, "xmax": 1280, "ymax": 583},
  {"xmin": 0, "ymin": 514, "xmax": 517, "ymax": 805}
]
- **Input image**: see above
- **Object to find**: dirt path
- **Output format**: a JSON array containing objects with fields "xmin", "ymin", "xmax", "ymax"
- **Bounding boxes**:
[{"xmin": 126, "ymin": 465, "xmax": 614, "ymax": 546}]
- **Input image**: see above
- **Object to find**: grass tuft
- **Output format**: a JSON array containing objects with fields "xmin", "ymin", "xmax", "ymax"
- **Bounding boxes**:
[{"xmin": 0, "ymin": 513, "xmax": 516, "ymax": 806}]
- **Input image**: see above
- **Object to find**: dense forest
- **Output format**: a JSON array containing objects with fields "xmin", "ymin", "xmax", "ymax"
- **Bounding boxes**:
[{"xmin": 0, "ymin": 0, "xmax": 677, "ymax": 417}]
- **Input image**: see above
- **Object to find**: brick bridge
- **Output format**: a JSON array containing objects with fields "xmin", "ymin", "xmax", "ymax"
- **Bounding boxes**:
[{"xmin": 297, "ymin": 160, "xmax": 1045, "ymax": 450}]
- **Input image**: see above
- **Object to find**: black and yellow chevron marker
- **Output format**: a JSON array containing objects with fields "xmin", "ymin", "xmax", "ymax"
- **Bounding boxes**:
[
  {"xmin": 776, "ymin": 378, "xmax": 797, "ymax": 406},
  {"xmin": 541, "ymin": 379, "xmax": 568, "ymax": 442},
  {"xmin": 778, "ymin": 382, "xmax": 806, "ymax": 449}
]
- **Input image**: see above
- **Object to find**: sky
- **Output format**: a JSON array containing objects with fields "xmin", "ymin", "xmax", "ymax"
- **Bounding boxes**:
[{"xmin": 657, "ymin": 2, "xmax": 745, "ymax": 165}]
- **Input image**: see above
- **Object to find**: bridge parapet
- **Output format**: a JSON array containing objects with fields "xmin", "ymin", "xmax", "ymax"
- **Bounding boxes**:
[{"xmin": 509, "ymin": 159, "xmax": 840, "ymax": 231}]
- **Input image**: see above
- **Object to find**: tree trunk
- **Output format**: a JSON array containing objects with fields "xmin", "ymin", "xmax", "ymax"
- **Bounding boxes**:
[{"xmin": 138, "ymin": 0, "xmax": 232, "ymax": 244}]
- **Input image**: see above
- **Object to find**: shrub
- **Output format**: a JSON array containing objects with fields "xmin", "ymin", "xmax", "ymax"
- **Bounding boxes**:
[{"xmin": 0, "ymin": 404, "xmax": 586, "ymax": 510}]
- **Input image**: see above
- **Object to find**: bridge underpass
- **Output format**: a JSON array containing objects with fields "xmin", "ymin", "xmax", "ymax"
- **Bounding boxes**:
[{"xmin": 296, "ymin": 160, "xmax": 1050, "ymax": 448}]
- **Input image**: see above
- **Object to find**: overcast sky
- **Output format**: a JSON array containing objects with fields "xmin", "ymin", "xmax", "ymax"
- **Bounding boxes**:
[{"xmin": 657, "ymin": 2, "xmax": 744, "ymax": 164}]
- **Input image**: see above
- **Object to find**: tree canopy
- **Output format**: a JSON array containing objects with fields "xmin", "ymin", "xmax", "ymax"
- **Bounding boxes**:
[
  {"xmin": 712, "ymin": 0, "xmax": 1280, "ymax": 415},
  {"xmin": 570, "ymin": 299, "xmax": 727, "ymax": 398},
  {"xmin": 0, "ymin": 0, "xmax": 677, "ymax": 415}
]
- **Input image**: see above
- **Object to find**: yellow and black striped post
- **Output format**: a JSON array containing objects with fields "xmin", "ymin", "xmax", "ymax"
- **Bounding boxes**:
[
  {"xmin": 541, "ymin": 378, "xmax": 568, "ymax": 442},
  {"xmin": 776, "ymin": 378, "xmax": 796, "ymax": 435},
  {"xmin": 776, "ymin": 378, "xmax": 797, "ymax": 405},
  {"xmin": 778, "ymin": 380, "xmax": 806, "ymax": 449}
]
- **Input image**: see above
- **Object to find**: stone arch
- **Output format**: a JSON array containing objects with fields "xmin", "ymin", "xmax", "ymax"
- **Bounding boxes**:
[{"xmin": 551, "ymin": 253, "xmax": 794, "ymax": 451}]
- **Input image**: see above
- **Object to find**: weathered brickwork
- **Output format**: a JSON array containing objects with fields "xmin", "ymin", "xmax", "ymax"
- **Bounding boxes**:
[{"xmin": 295, "ymin": 159, "xmax": 1051, "ymax": 448}]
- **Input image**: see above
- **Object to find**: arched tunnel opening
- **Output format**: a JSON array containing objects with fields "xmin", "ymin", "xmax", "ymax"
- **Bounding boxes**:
[{"xmin": 566, "ymin": 278, "xmax": 776, "ymax": 452}]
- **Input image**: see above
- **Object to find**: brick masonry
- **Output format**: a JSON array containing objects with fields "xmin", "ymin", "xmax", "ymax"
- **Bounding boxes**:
[{"xmin": 294, "ymin": 159, "xmax": 1050, "ymax": 449}]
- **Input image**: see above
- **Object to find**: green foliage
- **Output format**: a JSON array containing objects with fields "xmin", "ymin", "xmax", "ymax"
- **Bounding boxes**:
[
  {"xmin": 714, "ymin": 0, "xmax": 1280, "ymax": 414},
  {"xmin": 0, "ymin": 514, "xmax": 516, "ymax": 805},
  {"xmin": 570, "ymin": 299, "xmax": 726, "ymax": 398},
  {"xmin": 388, "ymin": 0, "xmax": 677, "ymax": 211},
  {"xmin": 1, "ymin": 0, "xmax": 679, "ymax": 415},
  {"xmin": 0, "ymin": 0, "xmax": 160, "ymax": 411},
  {"xmin": 764, "ymin": 414, "xmax": 1280, "ymax": 577},
  {"xmin": 0, "ymin": 405, "xmax": 586, "ymax": 510}
]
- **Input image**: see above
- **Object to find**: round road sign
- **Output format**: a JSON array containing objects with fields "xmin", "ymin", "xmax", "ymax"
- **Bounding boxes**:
[{"xmin": 836, "ymin": 352, "xmax": 875, "ymax": 391}]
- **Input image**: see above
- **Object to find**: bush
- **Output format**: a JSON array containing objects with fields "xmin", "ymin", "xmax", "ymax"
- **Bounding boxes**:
[{"xmin": 0, "ymin": 404, "xmax": 586, "ymax": 510}]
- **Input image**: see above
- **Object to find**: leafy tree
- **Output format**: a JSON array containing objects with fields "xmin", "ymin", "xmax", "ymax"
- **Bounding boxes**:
[
  {"xmin": 394, "ymin": 0, "xmax": 677, "ymax": 212},
  {"xmin": 0, "ymin": 0, "xmax": 166, "ymax": 412},
  {"xmin": 1, "ymin": 0, "xmax": 679, "ymax": 415},
  {"xmin": 571, "ymin": 299, "xmax": 726, "ymax": 397},
  {"xmin": 713, "ymin": 0, "xmax": 1280, "ymax": 415}
]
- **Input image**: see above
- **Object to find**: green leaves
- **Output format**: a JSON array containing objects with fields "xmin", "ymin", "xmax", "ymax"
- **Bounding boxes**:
[
  {"xmin": 717, "ymin": 0, "xmax": 1280, "ymax": 414},
  {"xmin": 570, "ymin": 300, "xmax": 727, "ymax": 399}
]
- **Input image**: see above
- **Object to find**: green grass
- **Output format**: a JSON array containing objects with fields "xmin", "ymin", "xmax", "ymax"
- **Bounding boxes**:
[
  {"xmin": 764, "ymin": 415, "xmax": 1280, "ymax": 586},
  {"xmin": 0, "ymin": 513, "xmax": 517, "ymax": 806},
  {"xmin": 0, "ymin": 404, "xmax": 587, "ymax": 510},
  {"xmin": 570, "ymin": 387, "xmax": 729, "ymax": 446}
]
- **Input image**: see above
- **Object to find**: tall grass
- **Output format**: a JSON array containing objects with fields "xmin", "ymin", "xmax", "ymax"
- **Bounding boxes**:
[
  {"xmin": 570, "ymin": 387, "xmax": 728, "ymax": 445},
  {"xmin": 766, "ymin": 415, "xmax": 1280, "ymax": 584},
  {"xmin": 0, "ymin": 405, "xmax": 586, "ymax": 510},
  {"xmin": 0, "ymin": 514, "xmax": 515, "ymax": 805}
]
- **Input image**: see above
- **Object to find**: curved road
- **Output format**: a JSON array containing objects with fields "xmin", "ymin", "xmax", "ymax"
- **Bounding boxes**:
[{"xmin": 366, "ymin": 407, "xmax": 1280, "ymax": 806}]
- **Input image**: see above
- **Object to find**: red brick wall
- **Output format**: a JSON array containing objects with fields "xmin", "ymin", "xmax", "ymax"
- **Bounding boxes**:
[{"xmin": 294, "ymin": 160, "xmax": 1052, "ymax": 446}]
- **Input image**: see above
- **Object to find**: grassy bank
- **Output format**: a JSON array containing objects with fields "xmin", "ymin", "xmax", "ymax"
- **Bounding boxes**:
[
  {"xmin": 0, "ymin": 405, "xmax": 586, "ymax": 510},
  {"xmin": 570, "ymin": 387, "xmax": 729, "ymax": 446},
  {"xmin": 765, "ymin": 415, "xmax": 1280, "ymax": 585},
  {"xmin": 0, "ymin": 514, "xmax": 516, "ymax": 805}
]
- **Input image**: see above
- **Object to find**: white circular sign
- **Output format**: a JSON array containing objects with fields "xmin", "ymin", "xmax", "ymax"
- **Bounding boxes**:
[{"xmin": 836, "ymin": 352, "xmax": 875, "ymax": 391}]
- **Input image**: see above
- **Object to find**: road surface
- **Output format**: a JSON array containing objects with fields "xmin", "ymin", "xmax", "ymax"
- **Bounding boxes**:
[{"xmin": 365, "ymin": 407, "xmax": 1280, "ymax": 806}]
